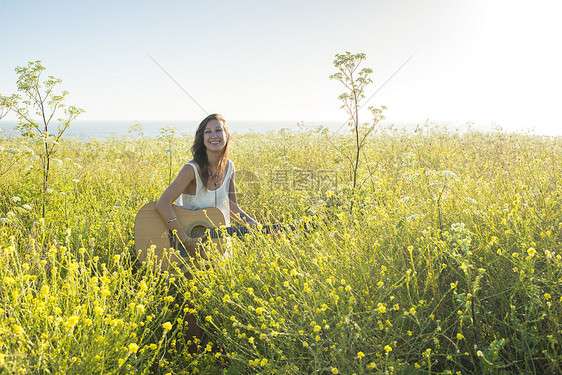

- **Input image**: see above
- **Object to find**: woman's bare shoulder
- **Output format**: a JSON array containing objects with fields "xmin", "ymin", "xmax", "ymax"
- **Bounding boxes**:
[
  {"xmin": 179, "ymin": 161, "xmax": 197, "ymax": 178},
  {"xmin": 184, "ymin": 159, "xmax": 199, "ymax": 169}
]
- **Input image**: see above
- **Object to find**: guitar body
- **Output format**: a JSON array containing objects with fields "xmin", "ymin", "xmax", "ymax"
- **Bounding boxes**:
[{"xmin": 134, "ymin": 202, "xmax": 226, "ymax": 272}]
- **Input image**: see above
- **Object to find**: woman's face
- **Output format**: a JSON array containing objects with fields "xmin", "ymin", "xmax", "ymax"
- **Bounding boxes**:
[{"xmin": 203, "ymin": 119, "xmax": 227, "ymax": 152}]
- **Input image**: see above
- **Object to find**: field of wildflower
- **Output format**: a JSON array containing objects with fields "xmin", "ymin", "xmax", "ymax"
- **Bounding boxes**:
[{"xmin": 1, "ymin": 123, "xmax": 561, "ymax": 374}]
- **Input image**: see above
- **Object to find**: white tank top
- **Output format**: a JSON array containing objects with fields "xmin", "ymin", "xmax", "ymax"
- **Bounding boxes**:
[{"xmin": 176, "ymin": 160, "xmax": 234, "ymax": 226}]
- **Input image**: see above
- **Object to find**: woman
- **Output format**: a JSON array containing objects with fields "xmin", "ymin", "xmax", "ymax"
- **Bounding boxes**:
[
  {"xmin": 155, "ymin": 113, "xmax": 259, "ymax": 258},
  {"xmin": 156, "ymin": 114, "xmax": 259, "ymax": 350}
]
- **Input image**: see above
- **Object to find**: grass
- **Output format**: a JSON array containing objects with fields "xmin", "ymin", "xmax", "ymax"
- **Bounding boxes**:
[{"xmin": 0, "ymin": 123, "xmax": 561, "ymax": 374}]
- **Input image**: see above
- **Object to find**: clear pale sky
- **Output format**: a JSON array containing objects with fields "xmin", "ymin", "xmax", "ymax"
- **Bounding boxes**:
[{"xmin": 1, "ymin": 0, "xmax": 561, "ymax": 135}]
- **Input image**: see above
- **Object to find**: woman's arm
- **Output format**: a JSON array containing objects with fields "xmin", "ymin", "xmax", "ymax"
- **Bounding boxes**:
[
  {"xmin": 155, "ymin": 164, "xmax": 202, "ymax": 252},
  {"xmin": 228, "ymin": 174, "xmax": 260, "ymax": 226}
]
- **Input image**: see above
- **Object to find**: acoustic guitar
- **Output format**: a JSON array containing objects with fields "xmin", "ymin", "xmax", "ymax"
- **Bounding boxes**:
[{"xmin": 134, "ymin": 202, "xmax": 287, "ymax": 272}]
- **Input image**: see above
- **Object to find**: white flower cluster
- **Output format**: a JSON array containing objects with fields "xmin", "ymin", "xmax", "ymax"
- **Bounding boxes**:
[
  {"xmin": 450, "ymin": 222, "xmax": 473, "ymax": 242},
  {"xmin": 450, "ymin": 222, "xmax": 466, "ymax": 233},
  {"xmin": 441, "ymin": 170, "xmax": 458, "ymax": 180}
]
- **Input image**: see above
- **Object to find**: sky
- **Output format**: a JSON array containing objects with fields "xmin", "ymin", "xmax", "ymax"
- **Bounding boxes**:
[{"xmin": 1, "ymin": 0, "xmax": 561, "ymax": 135}]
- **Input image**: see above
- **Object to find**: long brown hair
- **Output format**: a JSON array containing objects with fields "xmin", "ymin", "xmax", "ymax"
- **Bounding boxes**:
[{"xmin": 191, "ymin": 114, "xmax": 230, "ymax": 188}]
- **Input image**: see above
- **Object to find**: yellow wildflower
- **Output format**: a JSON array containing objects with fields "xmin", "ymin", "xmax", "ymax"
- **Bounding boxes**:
[
  {"xmin": 13, "ymin": 325, "xmax": 24, "ymax": 335},
  {"xmin": 65, "ymin": 316, "xmax": 79, "ymax": 329},
  {"xmin": 139, "ymin": 280, "xmax": 148, "ymax": 292}
]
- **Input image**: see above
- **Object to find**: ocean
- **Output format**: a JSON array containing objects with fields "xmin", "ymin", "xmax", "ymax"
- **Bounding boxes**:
[
  {"xmin": 0, "ymin": 120, "xmax": 354, "ymax": 140},
  {"xmin": 2, "ymin": 119, "xmax": 558, "ymax": 139}
]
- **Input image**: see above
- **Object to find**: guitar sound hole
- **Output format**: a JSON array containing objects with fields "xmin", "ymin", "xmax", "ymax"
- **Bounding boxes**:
[{"xmin": 189, "ymin": 224, "xmax": 209, "ymax": 238}]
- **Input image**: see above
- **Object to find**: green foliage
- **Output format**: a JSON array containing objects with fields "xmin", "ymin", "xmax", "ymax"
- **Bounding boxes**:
[
  {"xmin": 1, "ymin": 61, "xmax": 84, "ymax": 218},
  {"xmin": 9, "ymin": 61, "xmax": 84, "ymax": 139},
  {"xmin": 0, "ymin": 94, "xmax": 15, "ymax": 120},
  {"xmin": 1, "ymin": 125, "xmax": 561, "ymax": 374},
  {"xmin": 157, "ymin": 126, "xmax": 179, "ymax": 185},
  {"xmin": 330, "ymin": 52, "xmax": 386, "ymax": 191}
]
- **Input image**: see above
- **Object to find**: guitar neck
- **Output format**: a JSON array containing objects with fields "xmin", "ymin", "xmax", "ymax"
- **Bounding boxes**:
[{"xmin": 208, "ymin": 224, "xmax": 287, "ymax": 238}]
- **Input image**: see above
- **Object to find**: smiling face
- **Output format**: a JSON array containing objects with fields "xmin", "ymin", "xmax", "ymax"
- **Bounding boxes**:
[
  {"xmin": 191, "ymin": 114, "xmax": 230, "ymax": 176},
  {"xmin": 203, "ymin": 119, "xmax": 227, "ymax": 152}
]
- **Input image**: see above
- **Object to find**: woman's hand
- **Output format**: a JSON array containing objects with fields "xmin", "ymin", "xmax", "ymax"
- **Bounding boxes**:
[{"xmin": 181, "ymin": 233, "xmax": 209, "ymax": 260}]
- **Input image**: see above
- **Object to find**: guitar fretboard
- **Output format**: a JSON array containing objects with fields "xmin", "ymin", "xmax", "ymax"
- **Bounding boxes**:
[{"xmin": 209, "ymin": 224, "xmax": 288, "ymax": 238}]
